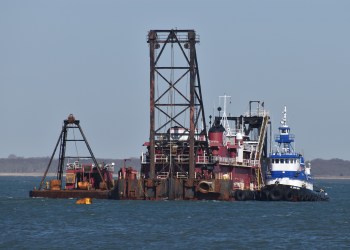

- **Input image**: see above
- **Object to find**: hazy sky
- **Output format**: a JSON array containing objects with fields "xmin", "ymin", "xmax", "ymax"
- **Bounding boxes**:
[{"xmin": 1, "ymin": 0, "xmax": 349, "ymax": 160}]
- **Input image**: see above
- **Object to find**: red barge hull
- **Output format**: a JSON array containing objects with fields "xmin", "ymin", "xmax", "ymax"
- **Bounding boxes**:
[{"xmin": 29, "ymin": 189, "xmax": 115, "ymax": 199}]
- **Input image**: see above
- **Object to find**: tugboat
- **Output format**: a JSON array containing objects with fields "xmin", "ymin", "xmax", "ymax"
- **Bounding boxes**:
[{"xmin": 261, "ymin": 106, "xmax": 329, "ymax": 201}]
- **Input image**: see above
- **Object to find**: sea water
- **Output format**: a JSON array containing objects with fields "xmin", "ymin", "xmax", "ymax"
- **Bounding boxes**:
[{"xmin": 0, "ymin": 177, "xmax": 349, "ymax": 249}]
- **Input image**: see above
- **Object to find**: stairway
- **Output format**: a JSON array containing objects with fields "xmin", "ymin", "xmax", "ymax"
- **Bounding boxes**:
[{"xmin": 254, "ymin": 114, "xmax": 269, "ymax": 188}]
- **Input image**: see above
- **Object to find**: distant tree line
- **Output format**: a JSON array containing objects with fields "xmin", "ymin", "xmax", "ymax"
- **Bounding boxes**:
[
  {"xmin": 0, "ymin": 156, "xmax": 349, "ymax": 177},
  {"xmin": 0, "ymin": 156, "xmax": 141, "ymax": 173},
  {"xmin": 310, "ymin": 158, "xmax": 350, "ymax": 177}
]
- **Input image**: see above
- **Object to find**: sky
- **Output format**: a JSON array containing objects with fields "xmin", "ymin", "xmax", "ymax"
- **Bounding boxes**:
[{"xmin": 1, "ymin": 0, "xmax": 349, "ymax": 161}]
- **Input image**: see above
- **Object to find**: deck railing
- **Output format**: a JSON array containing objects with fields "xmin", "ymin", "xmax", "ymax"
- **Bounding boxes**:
[
  {"xmin": 141, "ymin": 153, "xmax": 210, "ymax": 164},
  {"xmin": 141, "ymin": 153, "xmax": 259, "ymax": 167}
]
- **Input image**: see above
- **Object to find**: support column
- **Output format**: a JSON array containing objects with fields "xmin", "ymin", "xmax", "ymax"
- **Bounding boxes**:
[
  {"xmin": 189, "ymin": 31, "xmax": 196, "ymax": 179},
  {"xmin": 149, "ymin": 30, "xmax": 156, "ymax": 179}
]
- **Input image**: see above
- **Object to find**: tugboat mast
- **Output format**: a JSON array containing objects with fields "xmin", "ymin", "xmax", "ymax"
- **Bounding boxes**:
[{"xmin": 277, "ymin": 106, "xmax": 295, "ymax": 155}]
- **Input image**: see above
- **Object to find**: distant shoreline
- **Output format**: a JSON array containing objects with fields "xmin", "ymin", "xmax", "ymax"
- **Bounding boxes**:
[
  {"xmin": 314, "ymin": 176, "xmax": 350, "ymax": 180},
  {"xmin": 0, "ymin": 173, "xmax": 55, "ymax": 177},
  {"xmin": 0, "ymin": 173, "xmax": 349, "ymax": 180}
]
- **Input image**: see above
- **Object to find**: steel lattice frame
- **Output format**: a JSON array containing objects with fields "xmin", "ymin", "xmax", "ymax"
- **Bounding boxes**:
[{"xmin": 147, "ymin": 29, "xmax": 208, "ymax": 178}]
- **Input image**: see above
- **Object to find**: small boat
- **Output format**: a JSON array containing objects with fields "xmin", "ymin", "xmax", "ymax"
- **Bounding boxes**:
[{"xmin": 260, "ymin": 106, "xmax": 329, "ymax": 201}]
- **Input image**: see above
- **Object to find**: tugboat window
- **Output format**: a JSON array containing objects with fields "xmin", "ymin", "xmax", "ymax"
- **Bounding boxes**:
[{"xmin": 281, "ymin": 159, "xmax": 284, "ymax": 164}]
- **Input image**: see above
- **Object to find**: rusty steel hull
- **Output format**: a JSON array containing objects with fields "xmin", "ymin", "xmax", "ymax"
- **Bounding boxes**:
[
  {"xmin": 29, "ymin": 178, "xmax": 237, "ymax": 201},
  {"xmin": 115, "ymin": 178, "xmax": 235, "ymax": 201}
]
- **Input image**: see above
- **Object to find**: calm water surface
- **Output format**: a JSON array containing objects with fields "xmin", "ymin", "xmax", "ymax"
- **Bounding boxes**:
[{"xmin": 0, "ymin": 177, "xmax": 349, "ymax": 249}]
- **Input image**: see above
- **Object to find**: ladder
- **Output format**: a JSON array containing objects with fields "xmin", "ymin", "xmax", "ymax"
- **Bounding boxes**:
[{"xmin": 254, "ymin": 114, "xmax": 269, "ymax": 188}]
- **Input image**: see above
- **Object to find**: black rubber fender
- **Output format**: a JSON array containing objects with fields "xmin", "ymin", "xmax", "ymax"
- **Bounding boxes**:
[
  {"xmin": 284, "ymin": 189, "xmax": 294, "ymax": 201},
  {"xmin": 235, "ymin": 190, "xmax": 246, "ymax": 201},
  {"xmin": 269, "ymin": 188, "xmax": 283, "ymax": 201},
  {"xmin": 304, "ymin": 194, "xmax": 311, "ymax": 201},
  {"xmin": 300, "ymin": 194, "xmax": 307, "ymax": 201},
  {"xmin": 245, "ymin": 191, "xmax": 253, "ymax": 200},
  {"xmin": 261, "ymin": 189, "xmax": 270, "ymax": 201}
]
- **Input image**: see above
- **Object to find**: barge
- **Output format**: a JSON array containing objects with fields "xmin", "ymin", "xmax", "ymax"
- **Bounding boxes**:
[{"xmin": 29, "ymin": 114, "xmax": 117, "ymax": 199}]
